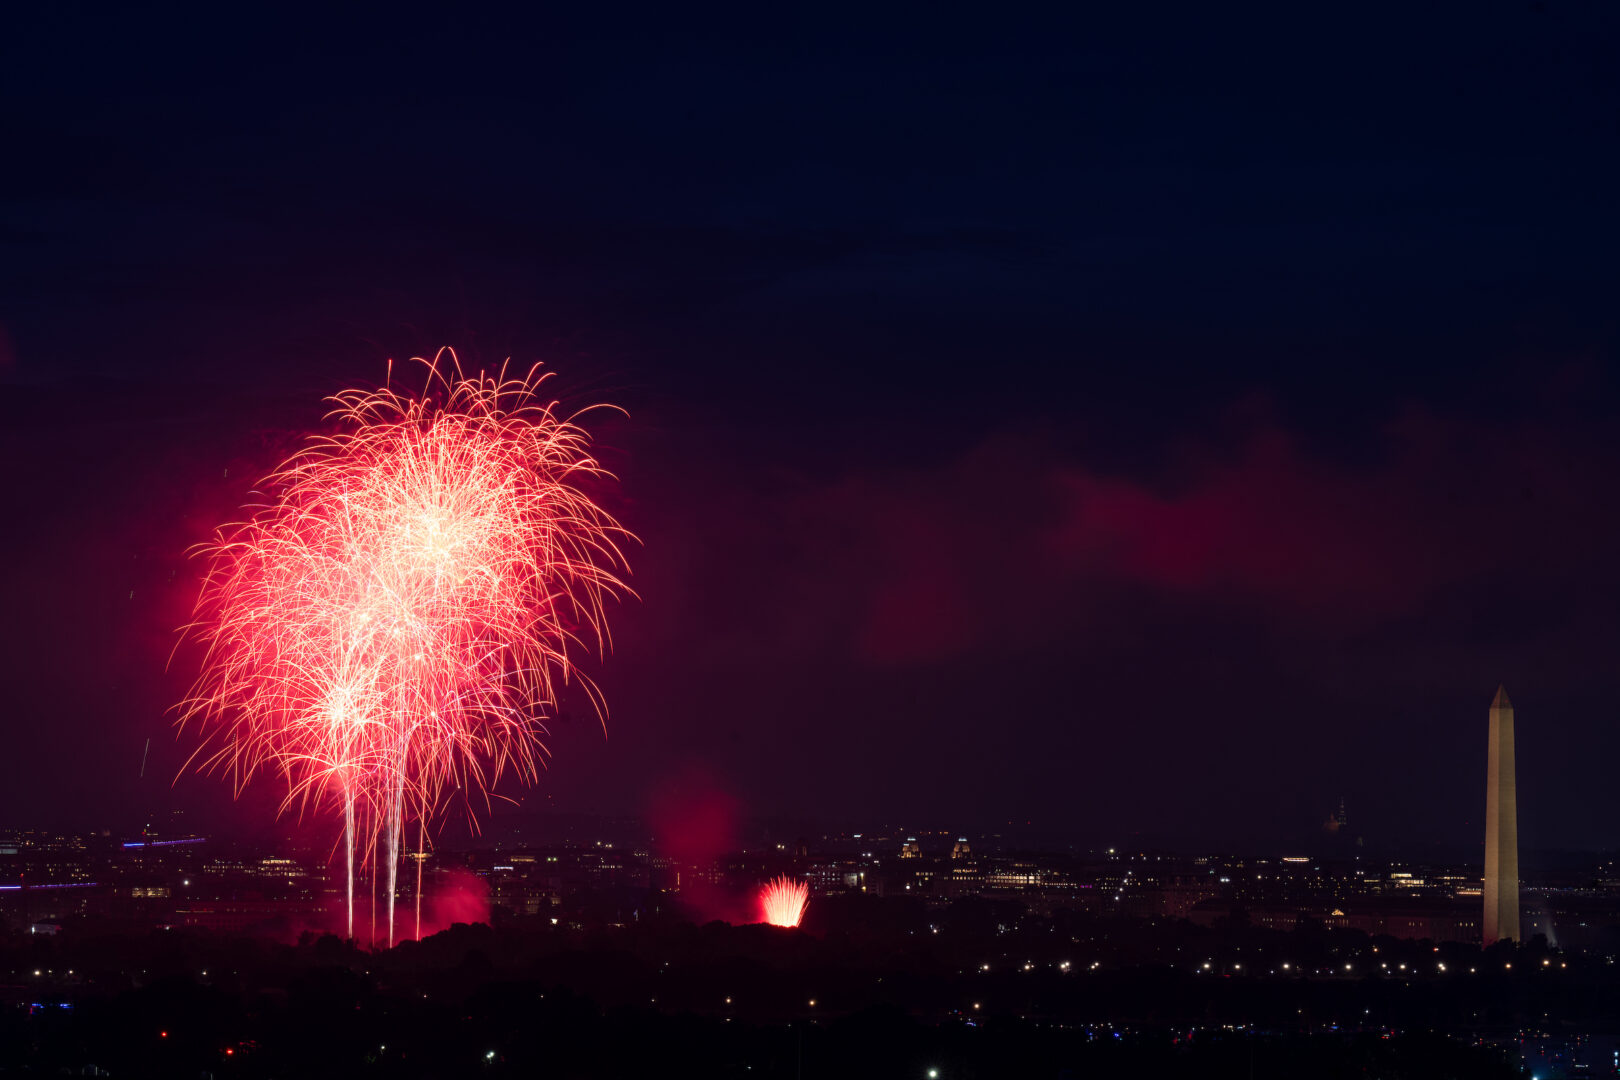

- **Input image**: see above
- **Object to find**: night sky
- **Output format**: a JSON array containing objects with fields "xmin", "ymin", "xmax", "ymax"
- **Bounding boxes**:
[{"xmin": 4, "ymin": 5, "xmax": 1620, "ymax": 853}]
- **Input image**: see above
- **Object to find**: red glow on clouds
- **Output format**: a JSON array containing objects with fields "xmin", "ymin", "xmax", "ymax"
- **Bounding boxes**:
[
  {"xmin": 1049, "ymin": 428, "xmax": 1409, "ymax": 610},
  {"xmin": 793, "ymin": 402, "xmax": 1619, "ymax": 666}
]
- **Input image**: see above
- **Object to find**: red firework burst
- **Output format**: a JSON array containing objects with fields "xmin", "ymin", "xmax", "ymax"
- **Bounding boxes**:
[{"xmin": 179, "ymin": 349, "xmax": 633, "ymax": 944}]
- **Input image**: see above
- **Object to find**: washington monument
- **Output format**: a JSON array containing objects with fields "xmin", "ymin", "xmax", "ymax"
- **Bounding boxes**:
[{"xmin": 1483, "ymin": 684, "xmax": 1519, "ymax": 944}]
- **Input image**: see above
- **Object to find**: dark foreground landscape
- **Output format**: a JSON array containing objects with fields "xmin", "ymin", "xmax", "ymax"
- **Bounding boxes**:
[{"xmin": 7, "ymin": 898, "xmax": 1597, "ymax": 1078}]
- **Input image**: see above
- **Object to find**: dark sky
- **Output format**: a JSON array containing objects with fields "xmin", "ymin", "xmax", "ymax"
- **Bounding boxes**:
[{"xmin": 3, "ymin": 5, "xmax": 1619, "ymax": 853}]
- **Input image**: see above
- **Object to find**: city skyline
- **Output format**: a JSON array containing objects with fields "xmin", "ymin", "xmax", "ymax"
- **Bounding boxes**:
[{"xmin": 0, "ymin": 678, "xmax": 1573, "ymax": 859}]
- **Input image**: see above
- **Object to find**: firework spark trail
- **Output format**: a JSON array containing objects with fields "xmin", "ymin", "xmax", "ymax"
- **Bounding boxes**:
[
  {"xmin": 180, "ymin": 349, "xmax": 633, "ymax": 944},
  {"xmin": 759, "ymin": 875, "xmax": 810, "ymax": 928}
]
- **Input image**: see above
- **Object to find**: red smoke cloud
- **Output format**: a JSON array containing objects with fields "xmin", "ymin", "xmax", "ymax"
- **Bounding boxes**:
[
  {"xmin": 647, "ymin": 765, "xmax": 752, "ymax": 922},
  {"xmin": 648, "ymin": 765, "xmax": 739, "ymax": 864},
  {"xmin": 1048, "ymin": 426, "xmax": 1433, "ymax": 613},
  {"xmin": 402, "ymin": 868, "xmax": 491, "ymax": 942},
  {"xmin": 778, "ymin": 404, "xmax": 1620, "ymax": 665}
]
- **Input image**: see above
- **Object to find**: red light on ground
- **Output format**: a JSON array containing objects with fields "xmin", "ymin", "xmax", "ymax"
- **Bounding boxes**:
[
  {"xmin": 159, "ymin": 1031, "xmax": 167, "ymax": 1038},
  {"xmin": 225, "ymin": 1048, "xmax": 234, "ymax": 1056}
]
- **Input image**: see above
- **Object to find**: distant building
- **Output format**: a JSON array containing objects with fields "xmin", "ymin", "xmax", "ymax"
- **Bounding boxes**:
[
  {"xmin": 174, "ymin": 898, "xmax": 332, "ymax": 935},
  {"xmin": 1323, "ymin": 797, "xmax": 1349, "ymax": 834},
  {"xmin": 1188, "ymin": 898, "xmax": 1482, "ymax": 942}
]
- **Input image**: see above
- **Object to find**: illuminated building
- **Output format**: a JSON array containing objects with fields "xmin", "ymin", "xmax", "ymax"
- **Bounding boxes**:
[{"xmin": 1483, "ymin": 685, "xmax": 1519, "ymax": 944}]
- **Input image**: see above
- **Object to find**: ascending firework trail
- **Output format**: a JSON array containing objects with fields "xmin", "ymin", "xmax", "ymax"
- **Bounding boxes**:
[{"xmin": 179, "ymin": 349, "xmax": 633, "ymax": 945}]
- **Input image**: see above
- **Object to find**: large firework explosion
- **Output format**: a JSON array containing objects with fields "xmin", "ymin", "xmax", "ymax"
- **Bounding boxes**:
[
  {"xmin": 759, "ymin": 875, "xmax": 809, "ymax": 928},
  {"xmin": 179, "ymin": 350, "xmax": 632, "ymax": 945}
]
